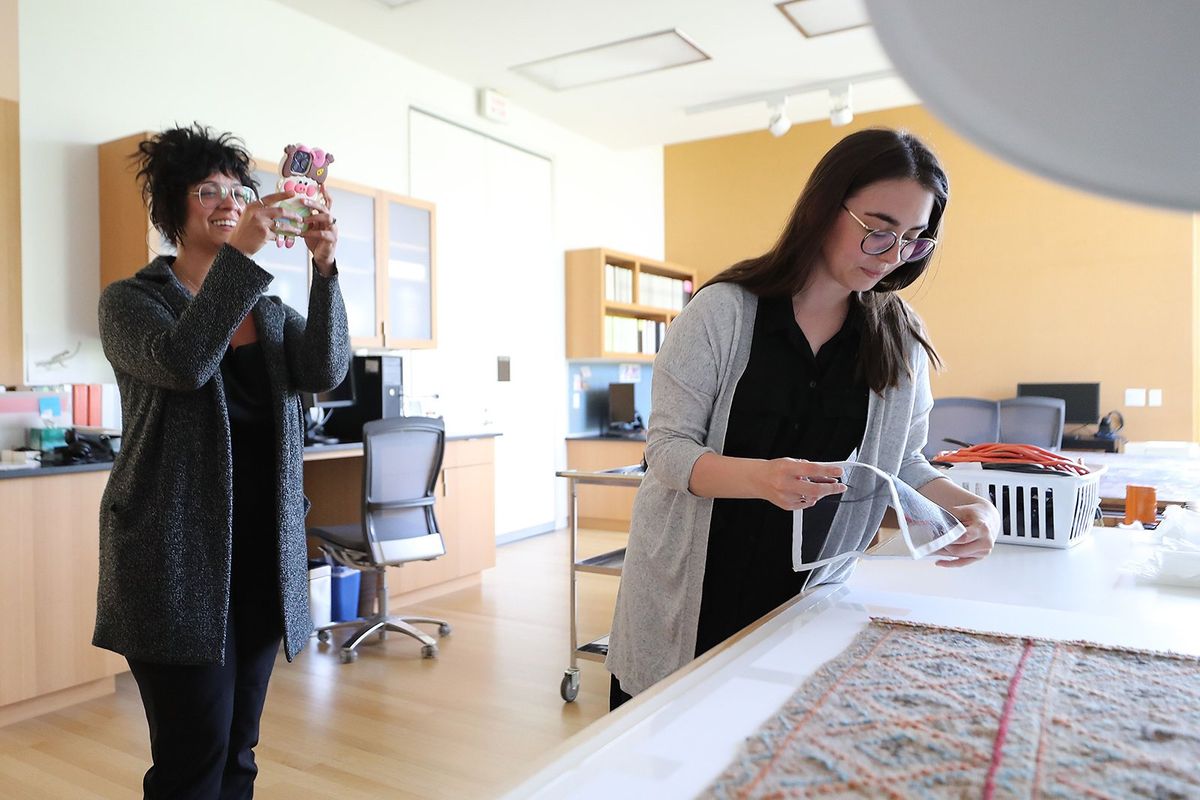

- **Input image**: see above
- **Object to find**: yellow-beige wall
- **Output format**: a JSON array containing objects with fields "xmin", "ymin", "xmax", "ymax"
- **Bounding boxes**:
[
  {"xmin": 1, "ymin": 0, "xmax": 16, "ymax": 101},
  {"xmin": 665, "ymin": 105, "xmax": 1196, "ymax": 442}
]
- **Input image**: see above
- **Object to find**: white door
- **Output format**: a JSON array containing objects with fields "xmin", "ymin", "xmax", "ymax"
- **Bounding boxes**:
[{"xmin": 409, "ymin": 110, "xmax": 561, "ymax": 539}]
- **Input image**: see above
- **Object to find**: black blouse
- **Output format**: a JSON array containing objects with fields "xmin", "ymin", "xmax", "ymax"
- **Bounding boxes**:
[
  {"xmin": 220, "ymin": 342, "xmax": 281, "ymax": 611},
  {"xmin": 694, "ymin": 295, "xmax": 868, "ymax": 656}
]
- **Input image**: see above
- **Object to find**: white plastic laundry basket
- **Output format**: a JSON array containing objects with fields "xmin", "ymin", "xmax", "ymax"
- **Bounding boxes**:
[{"xmin": 940, "ymin": 463, "xmax": 1107, "ymax": 548}]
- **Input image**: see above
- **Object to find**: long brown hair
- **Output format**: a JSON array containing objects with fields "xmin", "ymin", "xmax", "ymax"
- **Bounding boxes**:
[{"xmin": 705, "ymin": 128, "xmax": 947, "ymax": 392}]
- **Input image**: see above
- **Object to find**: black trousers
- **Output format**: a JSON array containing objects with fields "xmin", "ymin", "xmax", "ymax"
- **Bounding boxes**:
[
  {"xmin": 127, "ymin": 583, "xmax": 281, "ymax": 800},
  {"xmin": 610, "ymin": 675, "xmax": 634, "ymax": 711}
]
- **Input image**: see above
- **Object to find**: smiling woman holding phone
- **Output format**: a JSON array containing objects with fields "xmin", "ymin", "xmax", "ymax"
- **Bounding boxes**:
[{"xmin": 94, "ymin": 124, "xmax": 350, "ymax": 798}]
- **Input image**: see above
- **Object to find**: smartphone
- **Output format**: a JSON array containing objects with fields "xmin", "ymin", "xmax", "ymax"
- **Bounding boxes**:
[{"xmin": 273, "ymin": 144, "xmax": 335, "ymax": 247}]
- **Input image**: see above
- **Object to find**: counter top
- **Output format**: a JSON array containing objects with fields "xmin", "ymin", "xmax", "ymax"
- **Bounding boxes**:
[
  {"xmin": 0, "ymin": 429, "xmax": 502, "ymax": 479},
  {"xmin": 565, "ymin": 433, "xmax": 646, "ymax": 442}
]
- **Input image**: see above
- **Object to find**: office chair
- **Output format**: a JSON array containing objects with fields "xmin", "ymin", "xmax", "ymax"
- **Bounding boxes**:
[
  {"xmin": 308, "ymin": 416, "xmax": 452, "ymax": 662},
  {"xmin": 923, "ymin": 397, "xmax": 1001, "ymax": 459},
  {"xmin": 999, "ymin": 396, "xmax": 1066, "ymax": 450}
]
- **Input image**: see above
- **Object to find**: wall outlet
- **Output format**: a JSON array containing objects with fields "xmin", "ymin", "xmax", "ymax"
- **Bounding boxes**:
[
  {"xmin": 1148, "ymin": 388, "xmax": 1163, "ymax": 407},
  {"xmin": 1125, "ymin": 387, "xmax": 1147, "ymax": 407}
]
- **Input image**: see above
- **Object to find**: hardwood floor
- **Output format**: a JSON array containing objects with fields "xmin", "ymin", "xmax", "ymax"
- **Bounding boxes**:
[{"xmin": 0, "ymin": 529, "xmax": 626, "ymax": 799}]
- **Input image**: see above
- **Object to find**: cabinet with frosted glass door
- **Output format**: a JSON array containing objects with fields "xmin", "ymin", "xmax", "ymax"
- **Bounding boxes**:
[{"xmin": 379, "ymin": 193, "xmax": 436, "ymax": 349}]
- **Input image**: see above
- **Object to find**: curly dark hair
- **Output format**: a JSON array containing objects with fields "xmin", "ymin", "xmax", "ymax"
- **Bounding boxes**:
[{"xmin": 134, "ymin": 123, "xmax": 258, "ymax": 246}]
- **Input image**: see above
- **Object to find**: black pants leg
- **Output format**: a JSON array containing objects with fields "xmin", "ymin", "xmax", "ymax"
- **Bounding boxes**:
[
  {"xmin": 609, "ymin": 674, "xmax": 634, "ymax": 712},
  {"xmin": 128, "ymin": 598, "xmax": 281, "ymax": 800}
]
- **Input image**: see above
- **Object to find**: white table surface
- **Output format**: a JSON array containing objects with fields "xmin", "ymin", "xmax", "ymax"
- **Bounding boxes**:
[{"xmin": 506, "ymin": 529, "xmax": 1200, "ymax": 799}]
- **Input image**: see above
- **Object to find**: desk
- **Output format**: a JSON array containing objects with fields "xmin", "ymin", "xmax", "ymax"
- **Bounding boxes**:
[
  {"xmin": 506, "ymin": 529, "xmax": 1200, "ymax": 798},
  {"xmin": 303, "ymin": 433, "xmax": 499, "ymax": 600}
]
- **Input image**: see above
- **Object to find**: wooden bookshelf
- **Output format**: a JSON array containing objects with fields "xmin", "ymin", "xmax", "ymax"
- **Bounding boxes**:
[{"xmin": 565, "ymin": 247, "xmax": 696, "ymax": 361}]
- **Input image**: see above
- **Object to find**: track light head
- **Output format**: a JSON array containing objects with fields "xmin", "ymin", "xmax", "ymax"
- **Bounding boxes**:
[
  {"xmin": 767, "ymin": 102, "xmax": 792, "ymax": 137},
  {"xmin": 829, "ymin": 83, "xmax": 853, "ymax": 126}
]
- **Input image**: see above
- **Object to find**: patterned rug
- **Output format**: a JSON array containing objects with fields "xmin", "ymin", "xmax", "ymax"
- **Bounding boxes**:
[{"xmin": 701, "ymin": 619, "xmax": 1200, "ymax": 799}]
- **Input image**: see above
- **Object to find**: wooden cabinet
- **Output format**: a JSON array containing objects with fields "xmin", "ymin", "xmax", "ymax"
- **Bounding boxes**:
[
  {"xmin": 0, "ymin": 99, "xmax": 23, "ymax": 383},
  {"xmin": 98, "ymin": 135, "xmax": 437, "ymax": 349},
  {"xmin": 302, "ymin": 436, "xmax": 496, "ymax": 600},
  {"xmin": 565, "ymin": 438, "xmax": 646, "ymax": 530},
  {"xmin": 565, "ymin": 247, "xmax": 696, "ymax": 362},
  {"xmin": 0, "ymin": 471, "xmax": 128, "ymax": 724}
]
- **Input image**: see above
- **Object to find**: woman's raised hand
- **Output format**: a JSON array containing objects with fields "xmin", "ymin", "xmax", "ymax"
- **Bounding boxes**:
[
  {"xmin": 227, "ymin": 191, "xmax": 300, "ymax": 257},
  {"xmin": 301, "ymin": 187, "xmax": 337, "ymax": 275},
  {"xmin": 756, "ymin": 458, "xmax": 846, "ymax": 511}
]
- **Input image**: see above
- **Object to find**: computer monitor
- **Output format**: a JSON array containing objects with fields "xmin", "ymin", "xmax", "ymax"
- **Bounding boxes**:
[
  {"xmin": 316, "ymin": 370, "xmax": 356, "ymax": 409},
  {"xmin": 1016, "ymin": 382, "xmax": 1100, "ymax": 424},
  {"xmin": 306, "ymin": 370, "xmax": 357, "ymax": 444},
  {"xmin": 608, "ymin": 382, "xmax": 637, "ymax": 425}
]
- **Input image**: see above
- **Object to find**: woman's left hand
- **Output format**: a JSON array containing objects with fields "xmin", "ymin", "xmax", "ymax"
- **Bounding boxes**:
[
  {"xmin": 302, "ymin": 188, "xmax": 338, "ymax": 276},
  {"xmin": 934, "ymin": 500, "xmax": 1001, "ymax": 567}
]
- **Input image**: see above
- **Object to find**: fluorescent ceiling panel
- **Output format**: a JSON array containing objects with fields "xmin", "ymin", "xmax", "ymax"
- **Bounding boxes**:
[
  {"xmin": 512, "ymin": 29, "xmax": 709, "ymax": 91},
  {"xmin": 778, "ymin": 0, "xmax": 869, "ymax": 37}
]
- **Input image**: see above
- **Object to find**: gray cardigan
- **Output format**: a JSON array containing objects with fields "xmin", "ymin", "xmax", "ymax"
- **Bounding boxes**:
[
  {"xmin": 606, "ymin": 283, "xmax": 944, "ymax": 695},
  {"xmin": 94, "ymin": 245, "xmax": 350, "ymax": 664}
]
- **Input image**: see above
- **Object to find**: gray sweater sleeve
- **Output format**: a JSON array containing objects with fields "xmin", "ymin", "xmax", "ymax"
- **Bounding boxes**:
[
  {"xmin": 897, "ymin": 343, "xmax": 944, "ymax": 489},
  {"xmin": 643, "ymin": 286, "xmax": 740, "ymax": 493},
  {"xmin": 283, "ymin": 265, "xmax": 351, "ymax": 393},
  {"xmin": 99, "ymin": 246, "xmax": 272, "ymax": 391}
]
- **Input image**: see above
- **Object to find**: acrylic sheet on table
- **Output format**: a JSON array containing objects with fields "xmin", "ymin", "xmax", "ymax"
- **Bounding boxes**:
[{"xmin": 701, "ymin": 619, "xmax": 1200, "ymax": 799}]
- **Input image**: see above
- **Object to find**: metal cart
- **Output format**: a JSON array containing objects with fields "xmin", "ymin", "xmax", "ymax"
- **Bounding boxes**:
[{"xmin": 556, "ymin": 464, "xmax": 644, "ymax": 702}]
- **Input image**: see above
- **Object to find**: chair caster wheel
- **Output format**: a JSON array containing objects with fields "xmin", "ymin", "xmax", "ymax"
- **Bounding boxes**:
[
  {"xmin": 421, "ymin": 644, "xmax": 438, "ymax": 658},
  {"xmin": 317, "ymin": 630, "xmax": 331, "ymax": 644},
  {"xmin": 438, "ymin": 623, "xmax": 452, "ymax": 637},
  {"xmin": 339, "ymin": 648, "xmax": 358, "ymax": 664}
]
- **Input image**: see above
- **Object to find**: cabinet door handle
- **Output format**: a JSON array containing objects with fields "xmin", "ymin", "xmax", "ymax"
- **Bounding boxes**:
[
  {"xmin": 442, "ymin": 469, "xmax": 448, "ymax": 497},
  {"xmin": 380, "ymin": 319, "xmax": 387, "ymax": 344}
]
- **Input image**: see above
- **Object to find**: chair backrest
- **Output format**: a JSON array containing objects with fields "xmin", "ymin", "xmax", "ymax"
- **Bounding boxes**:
[
  {"xmin": 360, "ymin": 416, "xmax": 447, "ymax": 565},
  {"xmin": 999, "ymin": 396, "xmax": 1065, "ymax": 450},
  {"xmin": 924, "ymin": 397, "xmax": 1001, "ymax": 458}
]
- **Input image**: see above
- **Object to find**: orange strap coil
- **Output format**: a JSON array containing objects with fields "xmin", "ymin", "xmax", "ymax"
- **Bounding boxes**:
[{"xmin": 931, "ymin": 443, "xmax": 1092, "ymax": 476}]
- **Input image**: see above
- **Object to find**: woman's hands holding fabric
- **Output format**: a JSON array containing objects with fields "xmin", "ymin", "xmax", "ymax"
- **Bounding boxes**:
[
  {"xmin": 301, "ymin": 188, "xmax": 338, "ymax": 276},
  {"xmin": 934, "ymin": 500, "xmax": 1000, "ymax": 567},
  {"xmin": 228, "ymin": 191, "xmax": 301, "ymax": 257},
  {"xmin": 756, "ymin": 458, "xmax": 846, "ymax": 511}
]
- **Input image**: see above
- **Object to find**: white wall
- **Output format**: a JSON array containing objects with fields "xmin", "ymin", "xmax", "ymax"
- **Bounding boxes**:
[
  {"xmin": 1, "ymin": 0, "xmax": 16, "ymax": 102},
  {"xmin": 18, "ymin": 0, "xmax": 663, "ymax": 533},
  {"xmin": 18, "ymin": 0, "xmax": 663, "ymax": 387}
]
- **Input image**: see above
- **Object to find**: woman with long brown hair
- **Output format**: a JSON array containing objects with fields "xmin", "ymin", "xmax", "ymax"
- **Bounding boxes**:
[{"xmin": 606, "ymin": 128, "xmax": 1000, "ymax": 709}]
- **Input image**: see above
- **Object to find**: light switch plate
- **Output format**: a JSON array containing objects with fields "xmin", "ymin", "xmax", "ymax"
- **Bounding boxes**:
[
  {"xmin": 1125, "ymin": 387, "xmax": 1147, "ymax": 407},
  {"xmin": 1148, "ymin": 388, "xmax": 1163, "ymax": 407}
]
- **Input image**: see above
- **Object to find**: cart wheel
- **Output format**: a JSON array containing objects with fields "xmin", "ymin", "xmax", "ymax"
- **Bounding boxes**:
[
  {"xmin": 421, "ymin": 644, "xmax": 438, "ymax": 658},
  {"xmin": 339, "ymin": 648, "xmax": 358, "ymax": 664},
  {"xmin": 438, "ymin": 622, "xmax": 452, "ymax": 637},
  {"xmin": 560, "ymin": 671, "xmax": 580, "ymax": 703},
  {"xmin": 317, "ymin": 630, "xmax": 331, "ymax": 644}
]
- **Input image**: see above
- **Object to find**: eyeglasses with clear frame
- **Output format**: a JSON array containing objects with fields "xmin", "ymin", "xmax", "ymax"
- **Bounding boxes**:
[
  {"xmin": 192, "ymin": 181, "xmax": 257, "ymax": 210},
  {"xmin": 842, "ymin": 204, "xmax": 937, "ymax": 263}
]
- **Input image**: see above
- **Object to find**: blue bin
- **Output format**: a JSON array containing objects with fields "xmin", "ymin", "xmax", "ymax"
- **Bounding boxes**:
[{"xmin": 330, "ymin": 566, "xmax": 361, "ymax": 622}]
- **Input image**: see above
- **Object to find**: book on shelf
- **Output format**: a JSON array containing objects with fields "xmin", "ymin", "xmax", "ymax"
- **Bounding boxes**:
[{"xmin": 604, "ymin": 263, "xmax": 632, "ymax": 304}]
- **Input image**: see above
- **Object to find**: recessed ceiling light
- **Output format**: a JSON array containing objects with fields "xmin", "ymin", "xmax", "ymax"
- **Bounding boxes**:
[
  {"xmin": 777, "ymin": 0, "xmax": 870, "ymax": 38},
  {"xmin": 511, "ymin": 29, "xmax": 710, "ymax": 91},
  {"xmin": 375, "ymin": 0, "xmax": 422, "ymax": 8}
]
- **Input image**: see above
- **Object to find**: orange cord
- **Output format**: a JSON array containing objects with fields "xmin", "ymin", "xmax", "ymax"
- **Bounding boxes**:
[{"xmin": 932, "ymin": 443, "xmax": 1093, "ymax": 476}]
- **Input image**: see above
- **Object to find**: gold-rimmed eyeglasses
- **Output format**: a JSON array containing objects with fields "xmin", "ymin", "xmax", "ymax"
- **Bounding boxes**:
[
  {"xmin": 843, "ymin": 205, "xmax": 937, "ymax": 263},
  {"xmin": 193, "ymin": 181, "xmax": 257, "ymax": 210}
]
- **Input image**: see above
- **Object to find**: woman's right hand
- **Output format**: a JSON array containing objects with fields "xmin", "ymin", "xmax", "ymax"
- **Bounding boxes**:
[
  {"xmin": 227, "ymin": 191, "xmax": 300, "ymax": 256},
  {"xmin": 755, "ymin": 458, "xmax": 846, "ymax": 511}
]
